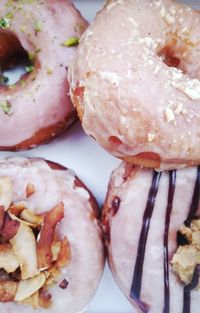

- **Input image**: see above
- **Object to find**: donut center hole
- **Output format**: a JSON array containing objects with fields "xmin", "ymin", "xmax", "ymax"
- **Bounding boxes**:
[{"xmin": 0, "ymin": 31, "xmax": 34, "ymax": 86}]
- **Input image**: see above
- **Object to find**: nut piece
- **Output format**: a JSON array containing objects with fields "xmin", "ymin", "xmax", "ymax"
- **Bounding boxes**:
[
  {"xmin": 15, "ymin": 273, "xmax": 46, "ymax": 301},
  {"xmin": 0, "ymin": 243, "xmax": 19, "ymax": 273},
  {"xmin": 10, "ymin": 221, "xmax": 39, "ymax": 279},
  {"xmin": 172, "ymin": 245, "xmax": 200, "ymax": 285},
  {"xmin": 172, "ymin": 219, "xmax": 200, "ymax": 285},
  {"xmin": 20, "ymin": 209, "xmax": 43, "ymax": 227},
  {"xmin": 0, "ymin": 177, "xmax": 12, "ymax": 210}
]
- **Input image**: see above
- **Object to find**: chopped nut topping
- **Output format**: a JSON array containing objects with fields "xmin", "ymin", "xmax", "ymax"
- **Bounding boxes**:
[{"xmin": 172, "ymin": 219, "xmax": 200, "ymax": 285}]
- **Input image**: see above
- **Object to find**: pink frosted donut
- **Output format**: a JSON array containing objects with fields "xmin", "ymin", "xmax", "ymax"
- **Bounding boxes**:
[
  {"xmin": 69, "ymin": 0, "xmax": 200, "ymax": 170},
  {"xmin": 103, "ymin": 162, "xmax": 200, "ymax": 313},
  {"xmin": 0, "ymin": 157, "xmax": 104, "ymax": 313},
  {"xmin": 0, "ymin": 0, "xmax": 87, "ymax": 150}
]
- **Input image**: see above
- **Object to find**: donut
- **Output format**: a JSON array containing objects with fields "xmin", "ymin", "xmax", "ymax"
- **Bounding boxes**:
[
  {"xmin": 0, "ymin": 157, "xmax": 104, "ymax": 313},
  {"xmin": 68, "ymin": 0, "xmax": 200, "ymax": 170},
  {"xmin": 103, "ymin": 162, "xmax": 200, "ymax": 313},
  {"xmin": 0, "ymin": 0, "xmax": 88, "ymax": 150}
]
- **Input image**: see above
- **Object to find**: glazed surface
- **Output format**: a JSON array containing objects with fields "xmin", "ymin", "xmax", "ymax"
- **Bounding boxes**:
[
  {"xmin": 0, "ymin": 0, "xmax": 87, "ymax": 148},
  {"xmin": 69, "ymin": 0, "xmax": 200, "ymax": 170}
]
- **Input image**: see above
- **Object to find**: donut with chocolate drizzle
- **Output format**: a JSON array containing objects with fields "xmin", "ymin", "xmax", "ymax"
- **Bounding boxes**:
[{"xmin": 103, "ymin": 162, "xmax": 200, "ymax": 313}]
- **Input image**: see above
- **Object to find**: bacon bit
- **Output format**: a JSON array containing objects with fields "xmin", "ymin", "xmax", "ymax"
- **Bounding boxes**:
[
  {"xmin": 0, "ymin": 281, "xmax": 18, "ymax": 302},
  {"xmin": 59, "ymin": 279, "xmax": 68, "ymax": 290},
  {"xmin": 0, "ymin": 212, "xmax": 20, "ymax": 242},
  {"xmin": 39, "ymin": 289, "xmax": 52, "ymax": 309},
  {"xmin": 9, "ymin": 203, "xmax": 26, "ymax": 216},
  {"xmin": 26, "ymin": 183, "xmax": 35, "ymax": 198},
  {"xmin": 51, "ymin": 241, "xmax": 61, "ymax": 262},
  {"xmin": 45, "ymin": 265, "xmax": 60, "ymax": 286},
  {"xmin": 56, "ymin": 236, "xmax": 71, "ymax": 268},
  {"xmin": 37, "ymin": 202, "xmax": 64, "ymax": 269},
  {"xmin": 0, "ymin": 205, "xmax": 5, "ymax": 229}
]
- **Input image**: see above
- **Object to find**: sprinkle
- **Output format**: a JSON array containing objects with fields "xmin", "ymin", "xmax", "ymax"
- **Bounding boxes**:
[
  {"xmin": 5, "ymin": 12, "xmax": 13, "ymax": 19},
  {"xmin": 0, "ymin": 18, "xmax": 10, "ymax": 29},
  {"xmin": 0, "ymin": 100, "xmax": 12, "ymax": 115},
  {"xmin": 62, "ymin": 37, "xmax": 80, "ymax": 47},
  {"xmin": 25, "ymin": 65, "xmax": 34, "ymax": 73},
  {"xmin": 47, "ymin": 68, "xmax": 53, "ymax": 75},
  {"xmin": 33, "ymin": 21, "xmax": 42, "ymax": 32}
]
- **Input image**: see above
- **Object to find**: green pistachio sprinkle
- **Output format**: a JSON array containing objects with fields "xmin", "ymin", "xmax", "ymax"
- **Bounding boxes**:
[
  {"xmin": 0, "ymin": 101, "xmax": 12, "ymax": 115},
  {"xmin": 33, "ymin": 21, "xmax": 42, "ymax": 32},
  {"xmin": 5, "ymin": 12, "xmax": 13, "ymax": 19},
  {"xmin": 25, "ymin": 65, "xmax": 34, "ymax": 73},
  {"xmin": 47, "ymin": 68, "xmax": 52, "ymax": 75},
  {"xmin": 62, "ymin": 37, "xmax": 80, "ymax": 47},
  {"xmin": 0, "ymin": 18, "xmax": 10, "ymax": 29}
]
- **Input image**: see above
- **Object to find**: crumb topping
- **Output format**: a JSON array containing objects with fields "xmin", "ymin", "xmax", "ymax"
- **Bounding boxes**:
[{"xmin": 172, "ymin": 219, "xmax": 200, "ymax": 286}]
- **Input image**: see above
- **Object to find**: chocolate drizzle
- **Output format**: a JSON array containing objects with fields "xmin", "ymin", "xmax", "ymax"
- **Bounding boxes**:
[
  {"xmin": 163, "ymin": 171, "xmax": 176, "ymax": 313},
  {"xmin": 183, "ymin": 166, "xmax": 200, "ymax": 313},
  {"xmin": 130, "ymin": 171, "xmax": 162, "ymax": 312}
]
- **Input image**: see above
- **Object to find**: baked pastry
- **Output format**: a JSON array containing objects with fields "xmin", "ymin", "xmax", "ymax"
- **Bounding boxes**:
[
  {"xmin": 0, "ymin": 157, "xmax": 104, "ymax": 313},
  {"xmin": 0, "ymin": 0, "xmax": 87, "ymax": 150},
  {"xmin": 69, "ymin": 0, "xmax": 200, "ymax": 170},
  {"xmin": 103, "ymin": 162, "xmax": 200, "ymax": 313}
]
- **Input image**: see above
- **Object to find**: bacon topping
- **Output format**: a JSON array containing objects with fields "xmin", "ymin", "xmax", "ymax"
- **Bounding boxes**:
[{"xmin": 37, "ymin": 202, "xmax": 64, "ymax": 269}]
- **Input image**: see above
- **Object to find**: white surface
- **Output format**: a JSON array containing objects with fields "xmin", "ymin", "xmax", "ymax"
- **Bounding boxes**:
[{"xmin": 0, "ymin": 0, "xmax": 199, "ymax": 312}]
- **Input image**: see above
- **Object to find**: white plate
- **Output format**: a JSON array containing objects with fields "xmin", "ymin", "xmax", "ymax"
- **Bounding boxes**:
[{"xmin": 1, "ymin": 1, "xmax": 199, "ymax": 312}]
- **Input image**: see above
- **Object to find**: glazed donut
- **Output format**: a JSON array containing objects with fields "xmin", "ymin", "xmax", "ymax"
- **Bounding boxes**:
[
  {"xmin": 103, "ymin": 162, "xmax": 200, "ymax": 313},
  {"xmin": 0, "ymin": 157, "xmax": 104, "ymax": 313},
  {"xmin": 69, "ymin": 0, "xmax": 200, "ymax": 170},
  {"xmin": 0, "ymin": 0, "xmax": 87, "ymax": 150}
]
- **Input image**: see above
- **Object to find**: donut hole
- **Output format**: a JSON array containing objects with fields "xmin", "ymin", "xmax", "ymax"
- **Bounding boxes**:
[{"xmin": 0, "ymin": 30, "xmax": 34, "ymax": 86}]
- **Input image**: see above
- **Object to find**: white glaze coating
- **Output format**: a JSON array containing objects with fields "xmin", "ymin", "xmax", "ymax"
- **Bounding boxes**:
[
  {"xmin": 69, "ymin": 0, "xmax": 200, "ymax": 169},
  {"xmin": 0, "ymin": 0, "xmax": 88, "ymax": 147},
  {"xmin": 0, "ymin": 157, "xmax": 104, "ymax": 313}
]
